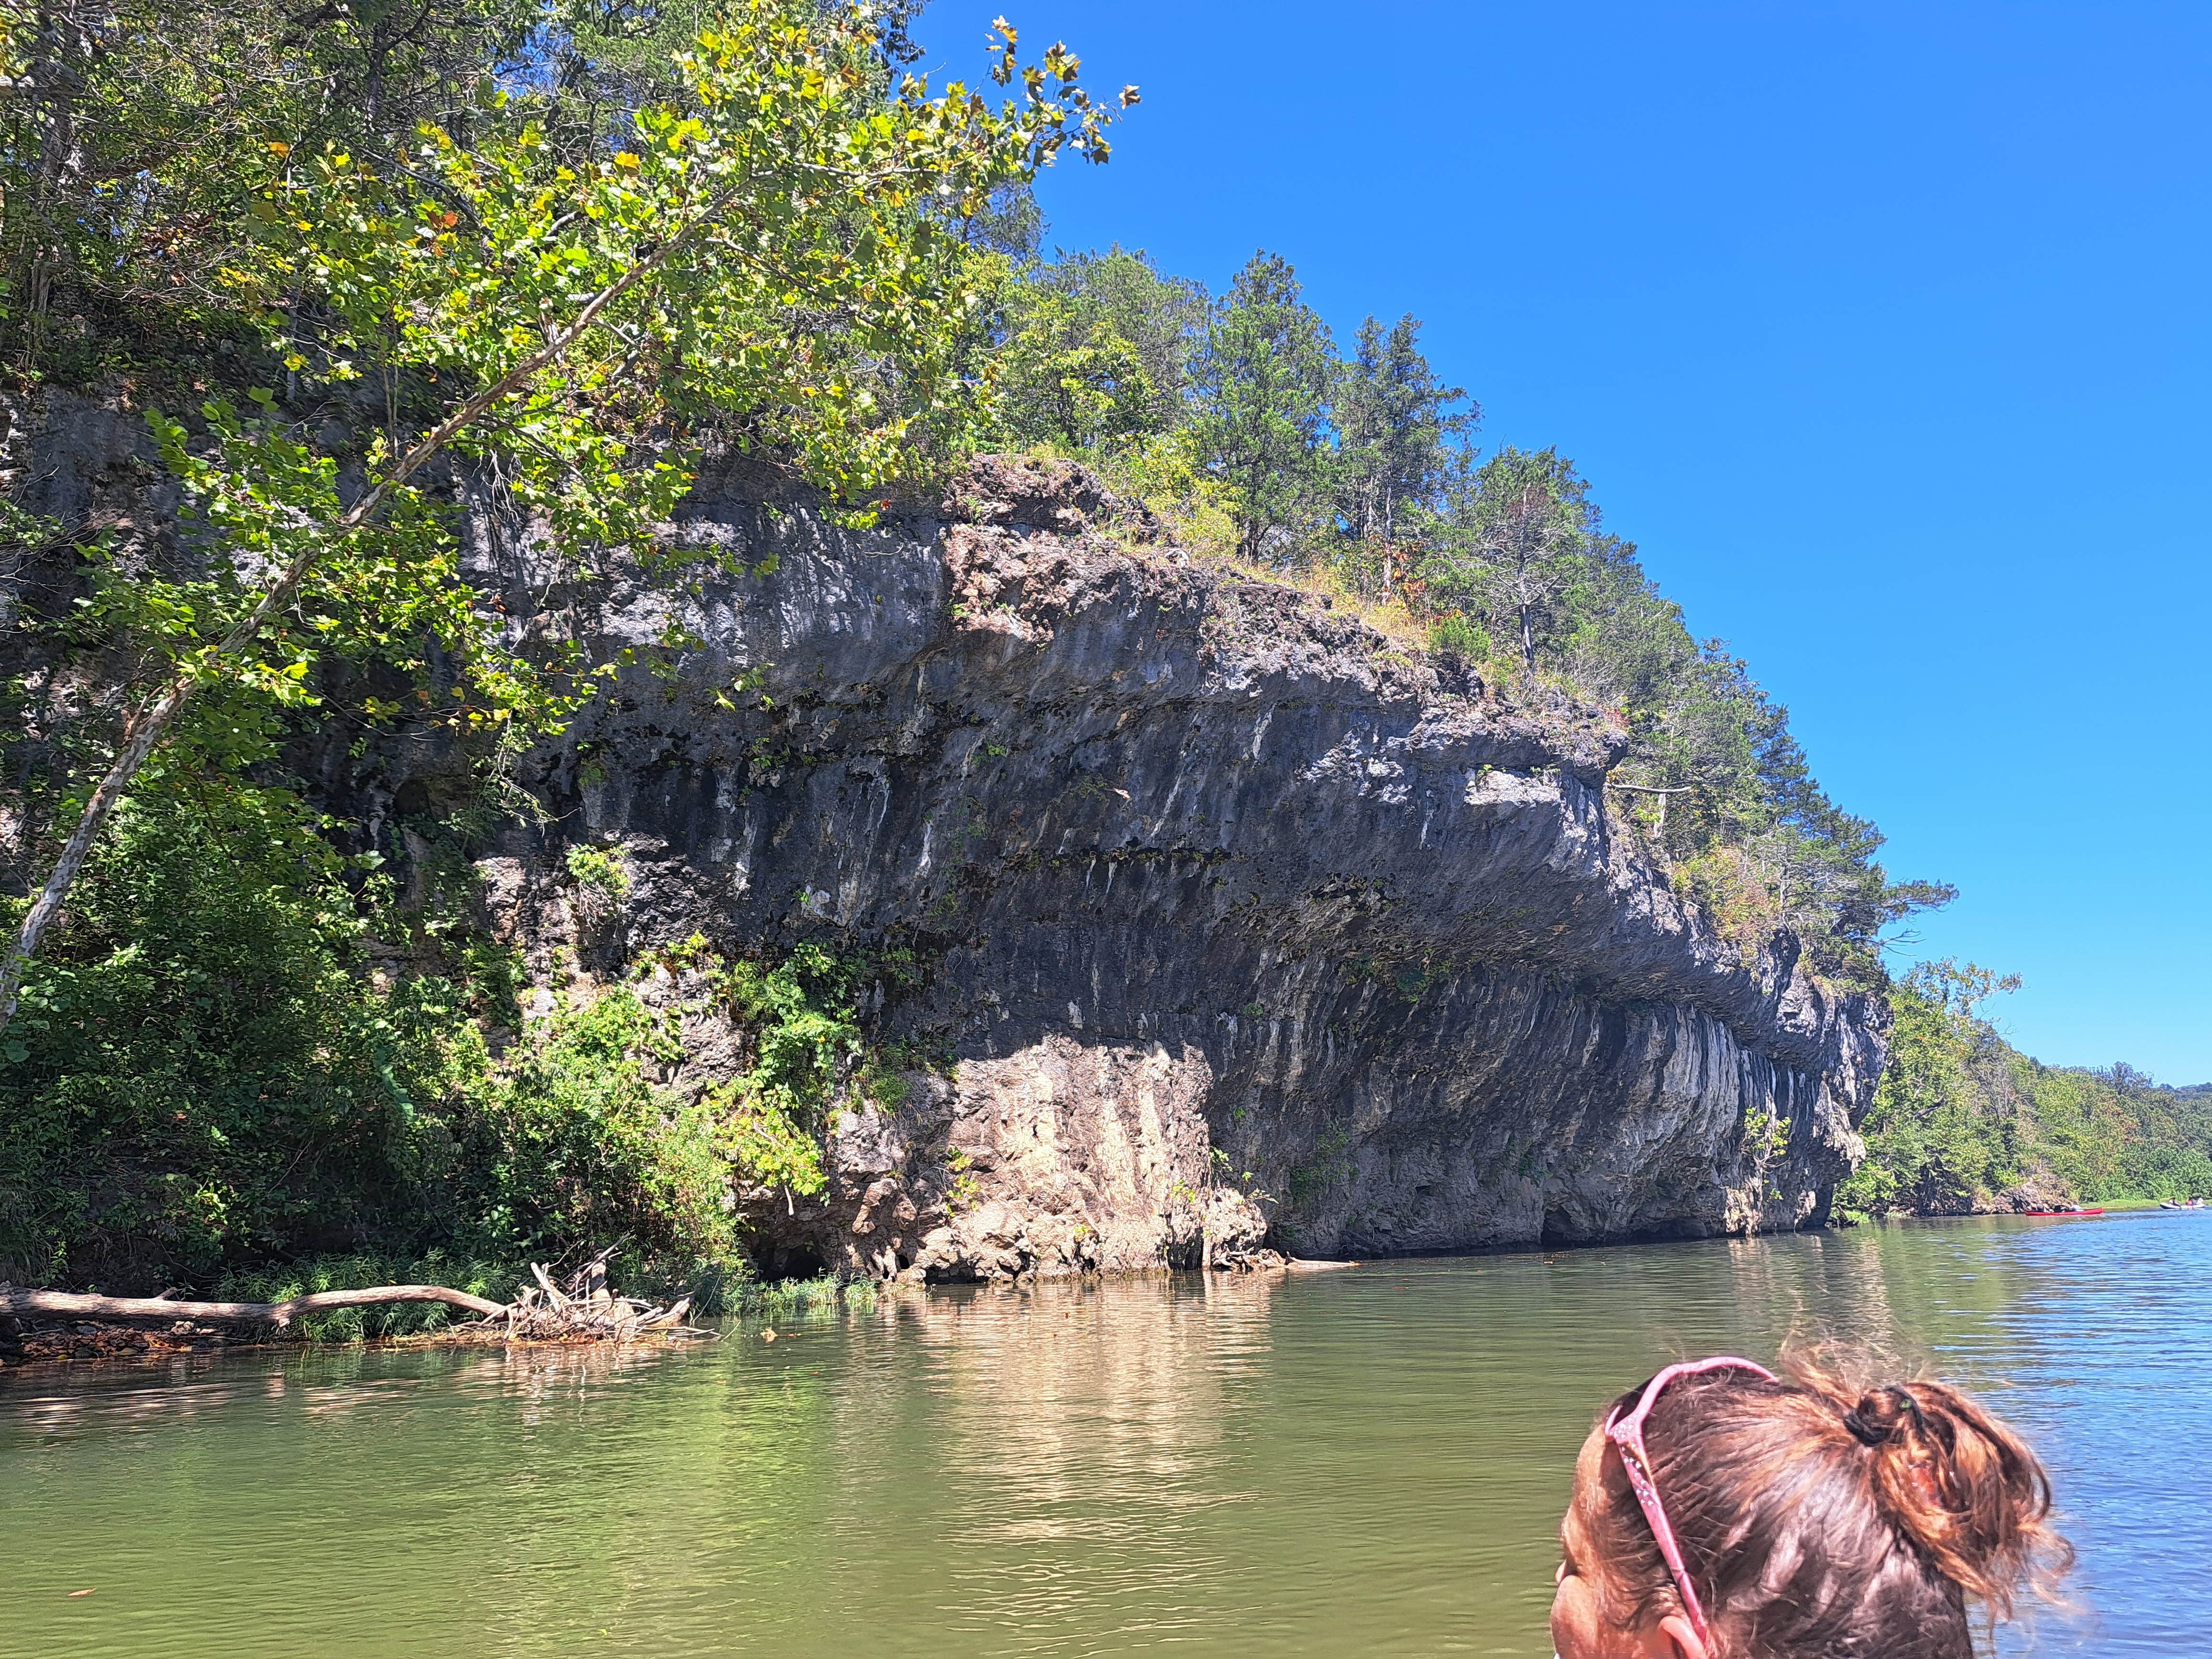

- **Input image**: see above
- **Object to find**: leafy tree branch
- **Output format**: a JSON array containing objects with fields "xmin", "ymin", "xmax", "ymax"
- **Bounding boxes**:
[{"xmin": 0, "ymin": 2, "xmax": 1132, "ymax": 1035}]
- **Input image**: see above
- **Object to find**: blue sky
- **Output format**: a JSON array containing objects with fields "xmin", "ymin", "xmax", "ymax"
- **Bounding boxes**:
[{"xmin": 917, "ymin": 0, "xmax": 2212, "ymax": 1082}]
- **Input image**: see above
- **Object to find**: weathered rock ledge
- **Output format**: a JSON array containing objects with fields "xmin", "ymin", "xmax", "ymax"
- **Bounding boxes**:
[{"xmin": 451, "ymin": 453, "xmax": 1885, "ymax": 1279}]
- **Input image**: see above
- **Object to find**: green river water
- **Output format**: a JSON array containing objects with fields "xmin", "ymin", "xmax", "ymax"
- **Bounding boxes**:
[{"xmin": 4, "ymin": 1212, "xmax": 2202, "ymax": 1657}]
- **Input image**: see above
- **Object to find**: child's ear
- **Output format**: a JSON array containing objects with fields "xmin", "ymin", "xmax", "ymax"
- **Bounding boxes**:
[{"xmin": 1655, "ymin": 1614, "xmax": 1709, "ymax": 1659}]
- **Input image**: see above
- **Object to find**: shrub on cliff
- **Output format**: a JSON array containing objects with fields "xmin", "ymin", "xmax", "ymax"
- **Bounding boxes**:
[{"xmin": 463, "ymin": 984, "xmax": 738, "ymax": 1276}]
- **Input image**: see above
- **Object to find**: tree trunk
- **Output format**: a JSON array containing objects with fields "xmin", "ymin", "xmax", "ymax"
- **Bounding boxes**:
[{"xmin": 0, "ymin": 1284, "xmax": 507, "ymax": 1327}]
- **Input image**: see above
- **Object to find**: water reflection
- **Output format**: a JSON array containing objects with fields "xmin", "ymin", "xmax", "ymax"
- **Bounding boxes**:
[{"xmin": 5, "ymin": 1217, "xmax": 2202, "ymax": 1657}]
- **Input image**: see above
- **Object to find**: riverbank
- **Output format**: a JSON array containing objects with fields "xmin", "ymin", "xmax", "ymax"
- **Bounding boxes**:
[
  {"xmin": 1, "ymin": 1261, "xmax": 1319, "ymax": 1371},
  {"xmin": 1853, "ymin": 1193, "xmax": 2190, "ymax": 1226}
]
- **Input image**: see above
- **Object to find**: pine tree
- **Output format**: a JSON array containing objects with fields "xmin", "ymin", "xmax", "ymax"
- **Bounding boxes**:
[
  {"xmin": 1188, "ymin": 252, "xmax": 1337, "ymax": 563},
  {"xmin": 1333, "ymin": 314, "xmax": 1476, "ymax": 594}
]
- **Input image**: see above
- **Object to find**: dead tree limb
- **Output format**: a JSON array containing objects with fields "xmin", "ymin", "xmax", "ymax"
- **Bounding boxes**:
[
  {"xmin": 2, "ymin": 1250, "xmax": 716, "ymax": 1344},
  {"xmin": 1605, "ymin": 778, "xmax": 1696, "ymax": 834},
  {"xmin": 0, "ymin": 1284, "xmax": 507, "ymax": 1327}
]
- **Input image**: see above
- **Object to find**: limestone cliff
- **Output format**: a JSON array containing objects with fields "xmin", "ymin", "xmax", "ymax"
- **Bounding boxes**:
[
  {"xmin": 444, "ymin": 453, "xmax": 1883, "ymax": 1278},
  {"xmin": 3, "ymin": 393, "xmax": 1887, "ymax": 1280}
]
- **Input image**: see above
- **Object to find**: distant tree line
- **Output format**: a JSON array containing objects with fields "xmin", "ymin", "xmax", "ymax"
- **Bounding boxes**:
[{"xmin": 1841, "ymin": 961, "xmax": 2212, "ymax": 1214}]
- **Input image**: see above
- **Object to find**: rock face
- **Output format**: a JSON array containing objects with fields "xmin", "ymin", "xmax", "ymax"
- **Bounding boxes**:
[
  {"xmin": 808, "ymin": 1034, "xmax": 1269, "ymax": 1285},
  {"xmin": 461, "ymin": 453, "xmax": 1884, "ymax": 1276},
  {"xmin": 3, "ymin": 399, "xmax": 1888, "ymax": 1279}
]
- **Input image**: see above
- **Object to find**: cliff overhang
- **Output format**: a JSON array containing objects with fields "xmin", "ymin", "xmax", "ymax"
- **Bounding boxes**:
[
  {"xmin": 444, "ymin": 453, "xmax": 1885, "ymax": 1277},
  {"xmin": 1, "ymin": 396, "xmax": 1888, "ymax": 1281}
]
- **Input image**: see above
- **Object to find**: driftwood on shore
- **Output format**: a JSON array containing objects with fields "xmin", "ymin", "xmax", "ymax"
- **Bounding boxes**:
[
  {"xmin": 488, "ymin": 1260, "xmax": 700, "ymax": 1340},
  {"xmin": 0, "ymin": 1250, "xmax": 713, "ymax": 1344},
  {"xmin": 0, "ymin": 1284, "xmax": 506, "ymax": 1327}
]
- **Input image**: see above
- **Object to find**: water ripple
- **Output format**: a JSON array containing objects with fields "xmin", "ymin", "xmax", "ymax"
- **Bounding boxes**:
[{"xmin": 4, "ymin": 1216, "xmax": 2202, "ymax": 1655}]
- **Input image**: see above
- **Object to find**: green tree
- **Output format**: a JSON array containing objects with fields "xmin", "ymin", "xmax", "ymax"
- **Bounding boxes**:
[
  {"xmin": 0, "ymin": 4, "xmax": 1132, "ymax": 1035},
  {"xmin": 1187, "ymin": 250, "xmax": 1336, "ymax": 563},
  {"xmin": 1837, "ymin": 960, "xmax": 2025, "ymax": 1217},
  {"xmin": 1, "ymin": 0, "xmax": 548, "ymax": 370},
  {"xmin": 989, "ymin": 246, "xmax": 1207, "ymax": 445},
  {"xmin": 1042, "ymin": 246, "xmax": 1209, "ymax": 430},
  {"xmin": 1423, "ymin": 445, "xmax": 1590, "ymax": 670},
  {"xmin": 0, "ymin": 785, "xmax": 487, "ymax": 1284},
  {"xmin": 1841, "ymin": 964, "xmax": 2212, "ymax": 1215},
  {"xmin": 988, "ymin": 283, "xmax": 1159, "ymax": 452},
  {"xmin": 1331, "ymin": 313, "xmax": 1474, "ymax": 596},
  {"xmin": 985, "ymin": 246, "xmax": 1206, "ymax": 453}
]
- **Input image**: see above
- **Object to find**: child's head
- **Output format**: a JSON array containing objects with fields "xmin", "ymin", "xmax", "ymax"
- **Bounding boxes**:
[{"xmin": 1549, "ymin": 1354, "xmax": 2070, "ymax": 1659}]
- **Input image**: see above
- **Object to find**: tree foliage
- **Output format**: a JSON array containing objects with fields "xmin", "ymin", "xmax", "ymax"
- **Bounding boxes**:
[
  {"xmin": 1332, "ymin": 314, "xmax": 1474, "ymax": 596},
  {"xmin": 1840, "ymin": 961, "xmax": 2212, "ymax": 1215},
  {"xmin": 1185, "ymin": 252, "xmax": 1337, "ymax": 562},
  {"xmin": 1, "ymin": 0, "xmax": 1131, "ymax": 1031},
  {"xmin": 1423, "ymin": 446, "xmax": 1587, "ymax": 670},
  {"xmin": 983, "ymin": 244, "xmax": 1205, "ymax": 452}
]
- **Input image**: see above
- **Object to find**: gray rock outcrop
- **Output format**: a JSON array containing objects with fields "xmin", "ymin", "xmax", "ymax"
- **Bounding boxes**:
[
  {"xmin": 3, "ymin": 396, "xmax": 1888, "ymax": 1280},
  {"xmin": 456, "ymin": 453, "xmax": 1884, "ymax": 1276}
]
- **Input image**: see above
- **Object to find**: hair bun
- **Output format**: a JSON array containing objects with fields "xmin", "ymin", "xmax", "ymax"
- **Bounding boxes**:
[
  {"xmin": 1850, "ymin": 1379, "xmax": 2068, "ymax": 1617},
  {"xmin": 1848, "ymin": 1383, "xmax": 1927, "ymax": 1442},
  {"xmin": 1841, "ymin": 1404, "xmax": 1891, "ymax": 1446}
]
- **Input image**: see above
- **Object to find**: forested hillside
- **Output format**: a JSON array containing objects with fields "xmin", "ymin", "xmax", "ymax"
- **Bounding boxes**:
[
  {"xmin": 0, "ymin": 0, "xmax": 2201, "ymax": 1298},
  {"xmin": 1840, "ymin": 962, "xmax": 2212, "ymax": 1215}
]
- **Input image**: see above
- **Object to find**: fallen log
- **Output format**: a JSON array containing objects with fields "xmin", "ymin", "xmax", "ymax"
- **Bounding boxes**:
[
  {"xmin": 1, "ymin": 1248, "xmax": 717, "ymax": 1349},
  {"xmin": 0, "ymin": 1285, "xmax": 507, "ymax": 1327}
]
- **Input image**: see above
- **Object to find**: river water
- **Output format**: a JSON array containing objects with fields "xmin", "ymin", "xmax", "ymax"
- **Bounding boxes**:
[{"xmin": 3, "ymin": 1212, "xmax": 2201, "ymax": 1657}]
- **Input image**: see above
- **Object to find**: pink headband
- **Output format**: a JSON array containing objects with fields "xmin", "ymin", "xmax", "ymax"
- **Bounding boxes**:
[{"xmin": 1603, "ymin": 1355, "xmax": 1777, "ymax": 1647}]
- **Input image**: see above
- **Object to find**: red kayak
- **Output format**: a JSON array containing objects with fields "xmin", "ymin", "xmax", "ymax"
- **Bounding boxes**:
[{"xmin": 2023, "ymin": 1207, "xmax": 2105, "ymax": 1217}]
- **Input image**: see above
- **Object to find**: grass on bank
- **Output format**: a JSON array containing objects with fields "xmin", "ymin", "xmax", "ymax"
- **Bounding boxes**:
[{"xmin": 733, "ymin": 1274, "xmax": 879, "ymax": 1320}]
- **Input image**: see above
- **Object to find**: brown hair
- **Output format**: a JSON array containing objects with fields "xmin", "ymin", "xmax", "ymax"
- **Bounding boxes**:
[{"xmin": 1579, "ymin": 1356, "xmax": 2071, "ymax": 1657}]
